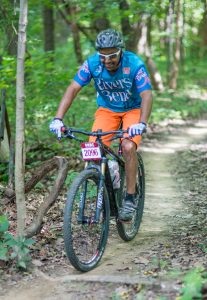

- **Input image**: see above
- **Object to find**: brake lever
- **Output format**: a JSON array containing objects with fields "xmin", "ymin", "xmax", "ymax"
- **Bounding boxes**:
[{"xmin": 60, "ymin": 127, "xmax": 75, "ymax": 139}]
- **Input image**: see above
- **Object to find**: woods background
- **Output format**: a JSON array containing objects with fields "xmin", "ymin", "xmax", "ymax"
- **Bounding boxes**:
[
  {"xmin": 1, "ymin": 0, "xmax": 207, "ymax": 135},
  {"xmin": 0, "ymin": 0, "xmax": 207, "ymax": 285},
  {"xmin": 0, "ymin": 0, "xmax": 207, "ymax": 196}
]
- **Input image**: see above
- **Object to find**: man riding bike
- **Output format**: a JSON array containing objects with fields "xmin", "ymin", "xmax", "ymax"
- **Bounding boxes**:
[{"xmin": 50, "ymin": 28, "xmax": 153, "ymax": 221}]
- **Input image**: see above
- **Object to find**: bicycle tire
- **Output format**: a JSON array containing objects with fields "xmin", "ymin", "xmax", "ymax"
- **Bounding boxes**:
[
  {"xmin": 116, "ymin": 152, "xmax": 145, "ymax": 241},
  {"xmin": 63, "ymin": 169, "xmax": 110, "ymax": 272}
]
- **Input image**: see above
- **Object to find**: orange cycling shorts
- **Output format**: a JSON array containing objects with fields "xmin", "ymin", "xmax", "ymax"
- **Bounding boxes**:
[{"xmin": 89, "ymin": 107, "xmax": 142, "ymax": 147}]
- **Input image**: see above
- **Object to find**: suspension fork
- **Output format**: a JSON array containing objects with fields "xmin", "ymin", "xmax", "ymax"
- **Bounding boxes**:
[
  {"xmin": 77, "ymin": 159, "xmax": 106, "ymax": 224},
  {"xmin": 77, "ymin": 179, "xmax": 87, "ymax": 223},
  {"xmin": 77, "ymin": 161, "xmax": 95, "ymax": 223},
  {"xmin": 95, "ymin": 157, "xmax": 107, "ymax": 222}
]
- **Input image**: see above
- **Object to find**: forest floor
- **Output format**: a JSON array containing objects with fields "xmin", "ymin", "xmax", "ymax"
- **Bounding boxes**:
[{"xmin": 0, "ymin": 119, "xmax": 207, "ymax": 299}]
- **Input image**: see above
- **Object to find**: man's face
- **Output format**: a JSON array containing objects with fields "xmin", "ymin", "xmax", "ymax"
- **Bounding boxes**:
[{"xmin": 98, "ymin": 47, "xmax": 121, "ymax": 72}]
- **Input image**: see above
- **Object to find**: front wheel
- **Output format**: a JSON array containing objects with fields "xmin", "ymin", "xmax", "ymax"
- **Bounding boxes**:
[
  {"xmin": 116, "ymin": 152, "xmax": 145, "ymax": 241},
  {"xmin": 63, "ymin": 169, "xmax": 110, "ymax": 272}
]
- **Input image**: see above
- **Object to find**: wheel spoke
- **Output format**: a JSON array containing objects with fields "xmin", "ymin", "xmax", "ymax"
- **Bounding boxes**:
[{"xmin": 64, "ymin": 170, "xmax": 109, "ymax": 271}]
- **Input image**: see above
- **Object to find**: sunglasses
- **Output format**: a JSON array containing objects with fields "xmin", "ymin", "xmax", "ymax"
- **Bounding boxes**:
[{"xmin": 98, "ymin": 49, "xmax": 121, "ymax": 60}]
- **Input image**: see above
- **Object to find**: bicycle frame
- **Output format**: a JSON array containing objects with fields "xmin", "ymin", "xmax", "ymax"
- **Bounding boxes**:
[
  {"xmin": 62, "ymin": 127, "xmax": 127, "ymax": 223},
  {"xmin": 84, "ymin": 137, "xmax": 125, "ymax": 222}
]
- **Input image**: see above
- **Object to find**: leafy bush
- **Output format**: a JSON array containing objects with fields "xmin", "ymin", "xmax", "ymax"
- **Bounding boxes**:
[
  {"xmin": 179, "ymin": 268, "xmax": 207, "ymax": 300},
  {"xmin": 0, "ymin": 215, "xmax": 34, "ymax": 269}
]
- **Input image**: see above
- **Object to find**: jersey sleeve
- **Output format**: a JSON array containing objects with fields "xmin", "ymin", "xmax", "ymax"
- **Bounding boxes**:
[
  {"xmin": 73, "ymin": 60, "xmax": 92, "ymax": 87},
  {"xmin": 135, "ymin": 65, "xmax": 152, "ymax": 93}
]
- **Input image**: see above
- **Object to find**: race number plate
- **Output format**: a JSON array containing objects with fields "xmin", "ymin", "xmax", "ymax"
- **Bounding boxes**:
[{"xmin": 81, "ymin": 142, "xmax": 102, "ymax": 161}]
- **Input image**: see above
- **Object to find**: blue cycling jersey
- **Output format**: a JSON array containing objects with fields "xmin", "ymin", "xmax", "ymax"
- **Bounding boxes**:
[{"xmin": 74, "ymin": 51, "xmax": 151, "ymax": 112}]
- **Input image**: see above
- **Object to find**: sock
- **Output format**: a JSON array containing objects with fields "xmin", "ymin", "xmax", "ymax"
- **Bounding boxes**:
[{"xmin": 125, "ymin": 193, "xmax": 135, "ymax": 202}]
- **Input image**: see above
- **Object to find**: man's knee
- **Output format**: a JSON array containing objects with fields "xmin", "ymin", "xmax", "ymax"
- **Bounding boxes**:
[{"xmin": 122, "ymin": 140, "xmax": 136, "ymax": 159}]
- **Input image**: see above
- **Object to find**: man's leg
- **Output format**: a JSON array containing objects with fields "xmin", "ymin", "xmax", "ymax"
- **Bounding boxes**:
[
  {"xmin": 89, "ymin": 107, "xmax": 121, "ymax": 146},
  {"xmin": 118, "ymin": 109, "xmax": 142, "ymax": 221},
  {"xmin": 122, "ymin": 108, "xmax": 142, "ymax": 194},
  {"xmin": 121, "ymin": 139, "xmax": 137, "ymax": 194}
]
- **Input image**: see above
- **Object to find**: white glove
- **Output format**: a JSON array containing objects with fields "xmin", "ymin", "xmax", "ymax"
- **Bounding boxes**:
[
  {"xmin": 49, "ymin": 118, "xmax": 64, "ymax": 139},
  {"xmin": 128, "ymin": 122, "xmax": 146, "ymax": 137}
]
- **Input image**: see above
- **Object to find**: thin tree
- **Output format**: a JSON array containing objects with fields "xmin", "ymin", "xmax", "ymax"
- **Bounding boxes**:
[
  {"xmin": 56, "ymin": 0, "xmax": 83, "ymax": 64},
  {"xmin": 166, "ymin": 0, "xmax": 174, "ymax": 86},
  {"xmin": 119, "ymin": 0, "xmax": 140, "ymax": 52},
  {"xmin": 137, "ymin": 13, "xmax": 164, "ymax": 91},
  {"xmin": 15, "ymin": 0, "xmax": 28, "ymax": 237},
  {"xmin": 43, "ymin": 4, "xmax": 55, "ymax": 52},
  {"xmin": 199, "ymin": 0, "xmax": 207, "ymax": 56},
  {"xmin": 169, "ymin": 0, "xmax": 182, "ymax": 89},
  {"xmin": 0, "ymin": 0, "xmax": 18, "ymax": 56}
]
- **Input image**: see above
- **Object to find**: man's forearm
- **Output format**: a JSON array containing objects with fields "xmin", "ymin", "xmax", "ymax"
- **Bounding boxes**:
[{"xmin": 140, "ymin": 91, "xmax": 153, "ymax": 124}]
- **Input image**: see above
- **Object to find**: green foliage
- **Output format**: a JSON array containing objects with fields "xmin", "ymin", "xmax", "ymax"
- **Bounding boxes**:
[
  {"xmin": 180, "ymin": 268, "xmax": 206, "ymax": 300},
  {"xmin": 0, "ymin": 163, "xmax": 8, "ymax": 183},
  {"xmin": 0, "ymin": 0, "xmax": 207, "ymax": 177},
  {"xmin": 151, "ymin": 86, "xmax": 207, "ymax": 123},
  {"xmin": 0, "ymin": 215, "xmax": 34, "ymax": 270},
  {"xmin": 0, "ymin": 215, "xmax": 9, "ymax": 233},
  {"xmin": 65, "ymin": 170, "xmax": 79, "ymax": 186},
  {"xmin": 10, "ymin": 236, "xmax": 35, "ymax": 269},
  {"xmin": 198, "ymin": 240, "xmax": 207, "ymax": 254}
]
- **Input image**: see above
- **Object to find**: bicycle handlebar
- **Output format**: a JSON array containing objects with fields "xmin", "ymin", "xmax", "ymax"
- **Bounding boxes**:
[{"xmin": 61, "ymin": 127, "xmax": 128, "ymax": 141}]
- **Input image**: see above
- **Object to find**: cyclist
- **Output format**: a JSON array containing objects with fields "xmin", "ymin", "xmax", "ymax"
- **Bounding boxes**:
[{"xmin": 50, "ymin": 28, "xmax": 153, "ymax": 221}]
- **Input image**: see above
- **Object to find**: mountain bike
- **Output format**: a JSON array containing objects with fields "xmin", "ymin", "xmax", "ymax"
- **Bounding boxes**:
[{"xmin": 62, "ymin": 127, "xmax": 145, "ymax": 272}]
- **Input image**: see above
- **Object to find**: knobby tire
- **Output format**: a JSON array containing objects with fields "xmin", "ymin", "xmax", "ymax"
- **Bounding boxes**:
[
  {"xmin": 116, "ymin": 152, "xmax": 145, "ymax": 241},
  {"xmin": 63, "ymin": 169, "xmax": 110, "ymax": 272}
]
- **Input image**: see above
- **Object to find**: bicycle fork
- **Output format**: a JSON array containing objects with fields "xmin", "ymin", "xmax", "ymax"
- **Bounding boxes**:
[
  {"xmin": 95, "ymin": 158, "xmax": 107, "ymax": 222},
  {"xmin": 77, "ymin": 180, "xmax": 87, "ymax": 224},
  {"xmin": 77, "ymin": 158, "xmax": 107, "ymax": 225}
]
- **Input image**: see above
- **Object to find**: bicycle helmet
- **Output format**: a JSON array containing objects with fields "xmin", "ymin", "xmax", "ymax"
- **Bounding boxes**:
[{"xmin": 95, "ymin": 29, "xmax": 125, "ymax": 50}]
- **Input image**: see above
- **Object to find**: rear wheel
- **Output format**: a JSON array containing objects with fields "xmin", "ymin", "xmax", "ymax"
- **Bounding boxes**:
[
  {"xmin": 64, "ymin": 169, "xmax": 110, "ymax": 272},
  {"xmin": 116, "ymin": 152, "xmax": 145, "ymax": 241}
]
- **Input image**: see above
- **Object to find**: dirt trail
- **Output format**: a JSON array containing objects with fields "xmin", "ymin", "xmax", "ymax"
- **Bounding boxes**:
[{"xmin": 1, "ymin": 120, "xmax": 207, "ymax": 300}]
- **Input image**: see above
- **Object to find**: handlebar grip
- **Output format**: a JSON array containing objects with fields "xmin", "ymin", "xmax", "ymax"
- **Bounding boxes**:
[{"xmin": 61, "ymin": 126, "xmax": 67, "ymax": 133}]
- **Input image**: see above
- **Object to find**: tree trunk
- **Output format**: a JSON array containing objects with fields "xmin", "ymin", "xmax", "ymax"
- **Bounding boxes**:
[
  {"xmin": 6, "ymin": 25, "xmax": 18, "ymax": 56},
  {"xmin": 137, "ymin": 14, "xmax": 148, "ymax": 55},
  {"xmin": 92, "ymin": 0, "xmax": 110, "ymax": 32},
  {"xmin": 0, "ymin": 89, "xmax": 12, "ymax": 165},
  {"xmin": 58, "ymin": 1, "xmax": 83, "ymax": 64},
  {"xmin": 15, "ymin": 0, "xmax": 28, "ymax": 237},
  {"xmin": 158, "ymin": 19, "xmax": 166, "ymax": 50},
  {"xmin": 169, "ymin": 0, "xmax": 181, "ymax": 89},
  {"xmin": 119, "ymin": 0, "xmax": 140, "ymax": 52},
  {"xmin": 199, "ymin": 0, "xmax": 207, "ymax": 56},
  {"xmin": 0, "ymin": 0, "xmax": 18, "ymax": 56},
  {"xmin": 70, "ymin": 20, "xmax": 83, "ymax": 64},
  {"xmin": 43, "ymin": 5, "xmax": 55, "ymax": 52},
  {"xmin": 167, "ymin": 0, "xmax": 175, "ymax": 86},
  {"xmin": 137, "ymin": 14, "xmax": 164, "ymax": 91},
  {"xmin": 180, "ymin": 0, "xmax": 186, "ymax": 68},
  {"xmin": 146, "ymin": 56, "xmax": 165, "ymax": 92}
]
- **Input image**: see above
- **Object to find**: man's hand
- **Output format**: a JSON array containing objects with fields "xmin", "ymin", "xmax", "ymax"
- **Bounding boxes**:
[
  {"xmin": 49, "ymin": 118, "xmax": 64, "ymax": 139},
  {"xmin": 128, "ymin": 122, "xmax": 146, "ymax": 137}
]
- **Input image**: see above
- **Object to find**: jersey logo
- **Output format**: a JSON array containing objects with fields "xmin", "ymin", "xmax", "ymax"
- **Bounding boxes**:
[
  {"xmin": 123, "ymin": 67, "xmax": 130, "ymax": 74},
  {"xmin": 94, "ymin": 65, "xmax": 102, "ymax": 76}
]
